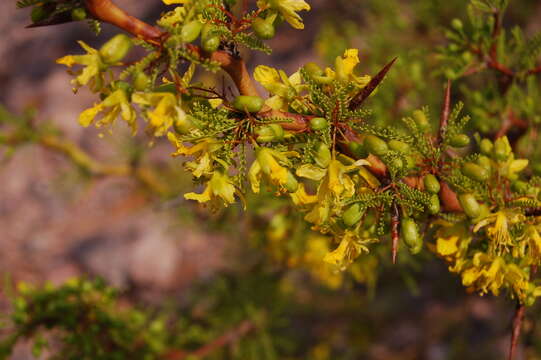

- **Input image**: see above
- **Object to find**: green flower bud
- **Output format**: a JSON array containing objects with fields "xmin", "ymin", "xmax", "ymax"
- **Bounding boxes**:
[
  {"xmin": 424, "ymin": 174, "xmax": 441, "ymax": 194},
  {"xmin": 181, "ymin": 20, "xmax": 203, "ymax": 43},
  {"xmin": 364, "ymin": 135, "xmax": 389, "ymax": 156},
  {"xmin": 428, "ymin": 194, "xmax": 441, "ymax": 215},
  {"xmin": 342, "ymin": 203, "xmax": 364, "ymax": 227},
  {"xmin": 303, "ymin": 62, "xmax": 324, "ymax": 77},
  {"xmin": 388, "ymin": 140, "xmax": 410, "ymax": 153},
  {"xmin": 315, "ymin": 143, "xmax": 331, "ymax": 168},
  {"xmin": 451, "ymin": 19, "xmax": 463, "ymax": 31},
  {"xmin": 493, "ymin": 137, "xmax": 510, "ymax": 161},
  {"xmin": 413, "ymin": 110, "xmax": 430, "ymax": 132},
  {"xmin": 448, "ymin": 134, "xmax": 470, "ymax": 147},
  {"xmin": 202, "ymin": 36, "xmax": 220, "ymax": 52},
  {"xmin": 284, "ymin": 171, "xmax": 298, "ymax": 192},
  {"xmin": 252, "ymin": 14, "xmax": 277, "ymax": 40},
  {"xmin": 479, "ymin": 138, "xmax": 493, "ymax": 155},
  {"xmin": 255, "ymin": 124, "xmax": 284, "ymax": 142},
  {"xmin": 174, "ymin": 114, "xmax": 196, "ymax": 134},
  {"xmin": 309, "ymin": 117, "xmax": 328, "ymax": 131},
  {"xmin": 348, "ymin": 141, "xmax": 368, "ymax": 158},
  {"xmin": 233, "ymin": 95, "xmax": 264, "ymax": 113},
  {"xmin": 476, "ymin": 155, "xmax": 492, "ymax": 172},
  {"xmin": 99, "ymin": 34, "xmax": 133, "ymax": 64},
  {"xmin": 71, "ymin": 8, "xmax": 87, "ymax": 21},
  {"xmin": 462, "ymin": 162, "xmax": 490, "ymax": 181},
  {"xmin": 133, "ymin": 72, "xmax": 151, "ymax": 91},
  {"xmin": 401, "ymin": 218, "xmax": 422, "ymax": 254},
  {"xmin": 458, "ymin": 193, "xmax": 481, "ymax": 218}
]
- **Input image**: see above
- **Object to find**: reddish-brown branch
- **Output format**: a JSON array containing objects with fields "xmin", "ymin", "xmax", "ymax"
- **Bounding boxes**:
[
  {"xmin": 84, "ymin": 0, "xmax": 163, "ymax": 41},
  {"xmin": 187, "ymin": 45, "xmax": 259, "ymax": 97},
  {"xmin": 163, "ymin": 320, "xmax": 255, "ymax": 360},
  {"xmin": 391, "ymin": 203, "xmax": 400, "ymax": 264},
  {"xmin": 84, "ymin": 0, "xmax": 259, "ymax": 97},
  {"xmin": 526, "ymin": 65, "xmax": 541, "ymax": 76},
  {"xmin": 508, "ymin": 304, "xmax": 525, "ymax": 360}
]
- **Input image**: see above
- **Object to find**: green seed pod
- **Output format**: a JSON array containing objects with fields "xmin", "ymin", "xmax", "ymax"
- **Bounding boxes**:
[
  {"xmin": 256, "ymin": 124, "xmax": 284, "ymax": 142},
  {"xmin": 133, "ymin": 72, "xmax": 151, "ymax": 91},
  {"xmin": 401, "ymin": 218, "xmax": 422, "ymax": 254},
  {"xmin": 448, "ymin": 134, "xmax": 470, "ymax": 147},
  {"xmin": 348, "ymin": 142, "xmax": 368, "ymax": 158},
  {"xmin": 476, "ymin": 155, "xmax": 492, "ymax": 172},
  {"xmin": 364, "ymin": 135, "xmax": 389, "ymax": 156},
  {"xmin": 413, "ymin": 110, "xmax": 430, "ymax": 132},
  {"xmin": 309, "ymin": 117, "xmax": 328, "ymax": 131},
  {"xmin": 201, "ymin": 23, "xmax": 220, "ymax": 52},
  {"xmin": 423, "ymin": 174, "xmax": 441, "ymax": 194},
  {"xmin": 174, "ymin": 114, "xmax": 196, "ymax": 134},
  {"xmin": 202, "ymin": 36, "xmax": 220, "ymax": 52},
  {"xmin": 458, "ymin": 193, "xmax": 481, "ymax": 218},
  {"xmin": 479, "ymin": 139, "xmax": 493, "ymax": 155},
  {"xmin": 71, "ymin": 8, "xmax": 87, "ymax": 21},
  {"xmin": 284, "ymin": 171, "xmax": 298, "ymax": 192},
  {"xmin": 428, "ymin": 194, "xmax": 441, "ymax": 215},
  {"xmin": 315, "ymin": 143, "xmax": 331, "ymax": 168},
  {"xmin": 451, "ymin": 19, "xmax": 463, "ymax": 31},
  {"xmin": 252, "ymin": 14, "xmax": 276, "ymax": 40},
  {"xmin": 99, "ymin": 34, "xmax": 133, "ymax": 64},
  {"xmin": 233, "ymin": 95, "xmax": 264, "ymax": 113},
  {"xmin": 304, "ymin": 62, "xmax": 324, "ymax": 77},
  {"xmin": 462, "ymin": 162, "xmax": 490, "ymax": 182},
  {"xmin": 388, "ymin": 140, "xmax": 410, "ymax": 153},
  {"xmin": 181, "ymin": 20, "xmax": 203, "ymax": 43},
  {"xmin": 342, "ymin": 203, "xmax": 363, "ymax": 227},
  {"xmin": 31, "ymin": 6, "xmax": 50, "ymax": 23},
  {"xmin": 493, "ymin": 138, "xmax": 509, "ymax": 161}
]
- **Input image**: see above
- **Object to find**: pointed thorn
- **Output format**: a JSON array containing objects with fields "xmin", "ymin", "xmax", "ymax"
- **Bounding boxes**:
[
  {"xmin": 438, "ymin": 79, "xmax": 452, "ymax": 144},
  {"xmin": 349, "ymin": 57, "xmax": 398, "ymax": 111}
]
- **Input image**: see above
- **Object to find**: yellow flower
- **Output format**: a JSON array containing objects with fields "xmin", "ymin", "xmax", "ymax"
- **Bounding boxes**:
[
  {"xmin": 254, "ymin": 66, "xmax": 307, "ymax": 111},
  {"xmin": 163, "ymin": 0, "xmax": 190, "ymax": 4},
  {"xmin": 133, "ymin": 92, "xmax": 185, "ymax": 137},
  {"xmin": 257, "ymin": 0, "xmax": 311, "ymax": 30},
  {"xmin": 323, "ymin": 231, "xmax": 369, "ymax": 271},
  {"xmin": 56, "ymin": 41, "xmax": 105, "ymax": 92},
  {"xmin": 436, "ymin": 235, "xmax": 459, "ymax": 257},
  {"xmin": 184, "ymin": 171, "xmax": 237, "ymax": 207},
  {"xmin": 461, "ymin": 253, "xmax": 506, "ymax": 296},
  {"xmin": 325, "ymin": 49, "xmax": 371, "ymax": 88},
  {"xmin": 297, "ymin": 158, "xmax": 369, "ymax": 228},
  {"xmin": 290, "ymin": 183, "xmax": 317, "ymax": 206},
  {"xmin": 78, "ymin": 89, "xmax": 136, "ymax": 132},
  {"xmin": 167, "ymin": 135, "xmax": 222, "ymax": 178},
  {"xmin": 249, "ymin": 147, "xmax": 298, "ymax": 193},
  {"xmin": 474, "ymin": 210, "xmax": 524, "ymax": 255}
]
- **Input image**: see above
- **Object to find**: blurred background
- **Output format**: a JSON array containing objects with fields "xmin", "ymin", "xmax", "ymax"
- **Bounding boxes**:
[{"xmin": 2, "ymin": 0, "xmax": 541, "ymax": 359}]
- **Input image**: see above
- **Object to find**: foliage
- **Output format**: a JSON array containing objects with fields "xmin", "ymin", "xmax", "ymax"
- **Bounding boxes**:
[{"xmin": 3, "ymin": 0, "xmax": 541, "ymax": 358}]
